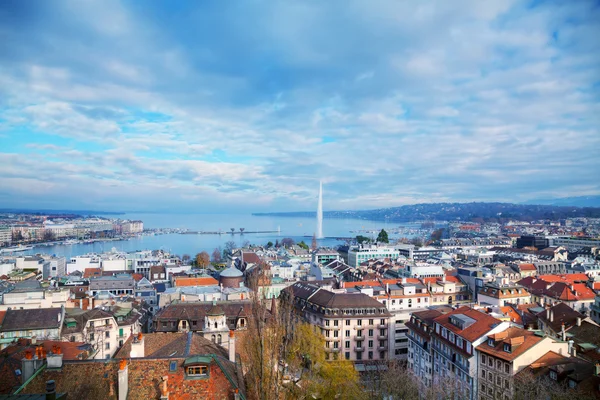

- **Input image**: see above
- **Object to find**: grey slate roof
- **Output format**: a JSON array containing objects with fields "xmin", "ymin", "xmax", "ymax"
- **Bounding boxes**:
[{"xmin": 0, "ymin": 308, "xmax": 62, "ymax": 332}]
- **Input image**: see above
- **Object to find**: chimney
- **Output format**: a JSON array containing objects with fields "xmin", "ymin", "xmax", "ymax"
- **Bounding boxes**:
[
  {"xmin": 46, "ymin": 380, "xmax": 56, "ymax": 400},
  {"xmin": 568, "ymin": 340, "xmax": 576, "ymax": 357},
  {"xmin": 118, "ymin": 360, "xmax": 128, "ymax": 400},
  {"xmin": 577, "ymin": 316, "xmax": 582, "ymax": 327},
  {"xmin": 47, "ymin": 346, "xmax": 63, "ymax": 369},
  {"xmin": 228, "ymin": 330, "xmax": 236, "ymax": 363},
  {"xmin": 550, "ymin": 310, "xmax": 554, "ymax": 323},
  {"xmin": 21, "ymin": 352, "xmax": 44, "ymax": 383},
  {"xmin": 160, "ymin": 376, "xmax": 169, "ymax": 400},
  {"xmin": 595, "ymin": 363, "xmax": 600, "ymax": 377},
  {"xmin": 561, "ymin": 323, "xmax": 566, "ymax": 342},
  {"xmin": 130, "ymin": 332, "xmax": 145, "ymax": 358}
]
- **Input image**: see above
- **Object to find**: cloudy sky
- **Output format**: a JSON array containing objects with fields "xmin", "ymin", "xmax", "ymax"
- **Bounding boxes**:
[{"xmin": 1, "ymin": 0, "xmax": 599, "ymax": 213}]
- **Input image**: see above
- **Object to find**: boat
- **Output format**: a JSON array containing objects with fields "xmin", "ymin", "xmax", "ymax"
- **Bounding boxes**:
[
  {"xmin": 64, "ymin": 239, "xmax": 80, "ymax": 245},
  {"xmin": 0, "ymin": 244, "xmax": 34, "ymax": 254}
]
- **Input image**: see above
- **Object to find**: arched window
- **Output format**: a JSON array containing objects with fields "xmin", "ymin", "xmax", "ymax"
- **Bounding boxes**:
[
  {"xmin": 214, "ymin": 322, "xmax": 217, "ymax": 329},
  {"xmin": 211, "ymin": 335, "xmax": 216, "ymax": 343},
  {"xmin": 217, "ymin": 334, "xmax": 222, "ymax": 344}
]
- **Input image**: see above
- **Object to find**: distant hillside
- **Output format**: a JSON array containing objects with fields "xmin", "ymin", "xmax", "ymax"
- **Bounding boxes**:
[
  {"xmin": 254, "ymin": 202, "xmax": 600, "ymax": 222},
  {"xmin": 524, "ymin": 195, "xmax": 600, "ymax": 208}
]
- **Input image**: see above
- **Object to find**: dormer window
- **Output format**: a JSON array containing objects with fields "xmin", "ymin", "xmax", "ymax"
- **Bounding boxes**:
[
  {"xmin": 187, "ymin": 365, "xmax": 208, "ymax": 377},
  {"xmin": 503, "ymin": 343, "xmax": 511, "ymax": 353},
  {"xmin": 488, "ymin": 338, "xmax": 495, "ymax": 347}
]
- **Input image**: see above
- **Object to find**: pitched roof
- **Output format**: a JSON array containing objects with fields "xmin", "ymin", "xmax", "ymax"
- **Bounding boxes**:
[
  {"xmin": 83, "ymin": 268, "xmax": 102, "ymax": 279},
  {"xmin": 433, "ymin": 306, "xmax": 502, "ymax": 342},
  {"xmin": 0, "ymin": 308, "xmax": 62, "ymax": 332},
  {"xmin": 154, "ymin": 301, "xmax": 251, "ymax": 330},
  {"xmin": 476, "ymin": 327, "xmax": 544, "ymax": 361},
  {"xmin": 19, "ymin": 355, "xmax": 245, "ymax": 400},
  {"xmin": 536, "ymin": 303, "xmax": 584, "ymax": 333},
  {"xmin": 500, "ymin": 306, "xmax": 523, "ymax": 325},
  {"xmin": 114, "ymin": 332, "xmax": 227, "ymax": 359},
  {"xmin": 518, "ymin": 263, "xmax": 537, "ymax": 271},
  {"xmin": 172, "ymin": 276, "xmax": 219, "ymax": 287},
  {"xmin": 0, "ymin": 339, "xmax": 88, "ymax": 394},
  {"xmin": 538, "ymin": 273, "xmax": 590, "ymax": 283}
]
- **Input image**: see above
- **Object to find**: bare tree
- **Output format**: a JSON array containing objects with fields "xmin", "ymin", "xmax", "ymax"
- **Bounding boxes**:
[{"xmin": 211, "ymin": 248, "xmax": 222, "ymax": 263}]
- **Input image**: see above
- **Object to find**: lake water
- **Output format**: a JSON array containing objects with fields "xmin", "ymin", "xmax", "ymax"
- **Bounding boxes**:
[{"xmin": 22, "ymin": 213, "xmax": 426, "ymax": 258}]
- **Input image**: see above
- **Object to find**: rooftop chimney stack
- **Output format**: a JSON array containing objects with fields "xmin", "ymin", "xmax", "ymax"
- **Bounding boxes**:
[
  {"xmin": 550, "ymin": 310, "xmax": 554, "ymax": 323},
  {"xmin": 130, "ymin": 332, "xmax": 145, "ymax": 358},
  {"xmin": 577, "ymin": 316, "xmax": 582, "ymax": 326},
  {"xmin": 229, "ymin": 330, "xmax": 236, "ymax": 363},
  {"xmin": 118, "ymin": 360, "xmax": 128, "ymax": 400}
]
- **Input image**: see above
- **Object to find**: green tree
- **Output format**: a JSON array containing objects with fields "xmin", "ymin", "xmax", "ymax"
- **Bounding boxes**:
[
  {"xmin": 266, "ymin": 241, "xmax": 273, "ymax": 249},
  {"xmin": 377, "ymin": 229, "xmax": 389, "ymax": 243},
  {"xmin": 297, "ymin": 241, "xmax": 309, "ymax": 250},
  {"xmin": 356, "ymin": 235, "xmax": 371, "ymax": 244}
]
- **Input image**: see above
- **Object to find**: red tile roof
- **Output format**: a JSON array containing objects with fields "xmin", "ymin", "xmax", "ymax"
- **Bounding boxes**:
[
  {"xmin": 500, "ymin": 306, "xmax": 523, "ymax": 325},
  {"xmin": 538, "ymin": 273, "xmax": 590, "ymax": 283},
  {"xmin": 173, "ymin": 276, "xmax": 219, "ymax": 287},
  {"xmin": 518, "ymin": 263, "xmax": 537, "ymax": 271},
  {"xmin": 83, "ymin": 268, "xmax": 102, "ymax": 279},
  {"xmin": 433, "ymin": 306, "xmax": 503, "ymax": 343},
  {"xmin": 477, "ymin": 327, "xmax": 543, "ymax": 361}
]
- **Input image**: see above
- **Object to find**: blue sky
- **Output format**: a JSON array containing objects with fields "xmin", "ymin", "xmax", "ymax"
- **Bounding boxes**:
[{"xmin": 0, "ymin": 0, "xmax": 599, "ymax": 213}]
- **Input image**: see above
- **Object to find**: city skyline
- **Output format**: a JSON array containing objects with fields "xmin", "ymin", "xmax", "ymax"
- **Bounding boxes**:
[{"xmin": 1, "ymin": 1, "xmax": 599, "ymax": 213}]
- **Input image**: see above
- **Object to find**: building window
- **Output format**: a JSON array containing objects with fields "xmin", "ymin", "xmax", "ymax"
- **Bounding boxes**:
[
  {"xmin": 481, "ymin": 370, "xmax": 486, "ymax": 378},
  {"xmin": 481, "ymin": 354, "xmax": 486, "ymax": 363},
  {"xmin": 334, "ymin": 331, "xmax": 339, "ymax": 338},
  {"xmin": 105, "ymin": 343, "xmax": 110, "ymax": 350},
  {"xmin": 217, "ymin": 334, "xmax": 222, "ymax": 344},
  {"xmin": 346, "ymin": 320, "xmax": 350, "ymax": 326},
  {"xmin": 357, "ymin": 320, "xmax": 362, "ymax": 326},
  {"xmin": 325, "ymin": 320, "xmax": 330, "ymax": 326},
  {"xmin": 550, "ymin": 371, "xmax": 558, "ymax": 381},
  {"xmin": 345, "ymin": 352, "xmax": 350, "ymax": 360},
  {"xmin": 368, "ymin": 351, "xmax": 373, "ymax": 360},
  {"xmin": 334, "ymin": 320, "xmax": 338, "ymax": 327},
  {"xmin": 345, "ymin": 330, "xmax": 350, "ymax": 337},
  {"xmin": 369, "ymin": 329, "xmax": 374, "ymax": 337},
  {"xmin": 356, "ymin": 352, "xmax": 362, "ymax": 361},
  {"xmin": 504, "ymin": 363, "xmax": 509, "ymax": 373},
  {"xmin": 368, "ymin": 340, "xmax": 374, "ymax": 348},
  {"xmin": 369, "ymin": 319, "xmax": 374, "ymax": 325},
  {"xmin": 105, "ymin": 331, "xmax": 110, "ymax": 338},
  {"xmin": 187, "ymin": 366, "xmax": 208, "ymax": 377},
  {"xmin": 169, "ymin": 361, "xmax": 177, "ymax": 372},
  {"xmin": 345, "ymin": 341, "xmax": 350, "ymax": 348}
]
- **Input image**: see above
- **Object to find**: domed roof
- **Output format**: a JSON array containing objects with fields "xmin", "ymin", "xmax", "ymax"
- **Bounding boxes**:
[{"xmin": 220, "ymin": 265, "xmax": 243, "ymax": 278}]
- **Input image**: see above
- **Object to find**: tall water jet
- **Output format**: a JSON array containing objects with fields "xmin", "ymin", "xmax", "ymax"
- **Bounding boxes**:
[{"xmin": 316, "ymin": 180, "xmax": 323, "ymax": 239}]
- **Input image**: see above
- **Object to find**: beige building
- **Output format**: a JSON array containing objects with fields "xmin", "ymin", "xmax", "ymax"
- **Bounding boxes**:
[
  {"xmin": 476, "ymin": 327, "xmax": 569, "ymax": 400},
  {"xmin": 286, "ymin": 282, "xmax": 392, "ymax": 363},
  {"xmin": 477, "ymin": 279, "xmax": 531, "ymax": 307}
]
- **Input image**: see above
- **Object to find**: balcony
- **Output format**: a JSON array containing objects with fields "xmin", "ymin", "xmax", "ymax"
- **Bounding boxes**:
[
  {"xmin": 354, "ymin": 335, "xmax": 364, "ymax": 341},
  {"xmin": 354, "ymin": 346, "xmax": 364, "ymax": 352},
  {"xmin": 379, "ymin": 335, "xmax": 388, "ymax": 341},
  {"xmin": 326, "ymin": 347, "xmax": 341, "ymax": 352},
  {"xmin": 378, "ymin": 346, "xmax": 387, "ymax": 351},
  {"xmin": 377, "ymin": 324, "xmax": 387, "ymax": 329}
]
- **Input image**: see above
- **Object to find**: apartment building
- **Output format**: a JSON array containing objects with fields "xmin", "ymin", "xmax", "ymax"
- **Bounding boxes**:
[
  {"xmin": 285, "ymin": 282, "xmax": 392, "ymax": 363},
  {"xmin": 89, "ymin": 274, "xmax": 135, "ymax": 296},
  {"xmin": 476, "ymin": 327, "xmax": 569, "ymax": 400},
  {"xmin": 431, "ymin": 307, "xmax": 510, "ymax": 400},
  {"xmin": 406, "ymin": 309, "xmax": 445, "ymax": 388},
  {"xmin": 477, "ymin": 280, "xmax": 531, "ymax": 307},
  {"xmin": 425, "ymin": 275, "xmax": 471, "ymax": 306}
]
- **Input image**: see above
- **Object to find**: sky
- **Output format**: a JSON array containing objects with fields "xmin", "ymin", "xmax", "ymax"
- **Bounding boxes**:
[{"xmin": 0, "ymin": 0, "xmax": 599, "ymax": 213}]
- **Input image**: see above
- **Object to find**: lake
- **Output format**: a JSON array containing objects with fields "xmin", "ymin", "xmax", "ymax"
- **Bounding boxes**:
[{"xmin": 21, "ymin": 213, "xmax": 427, "ymax": 258}]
